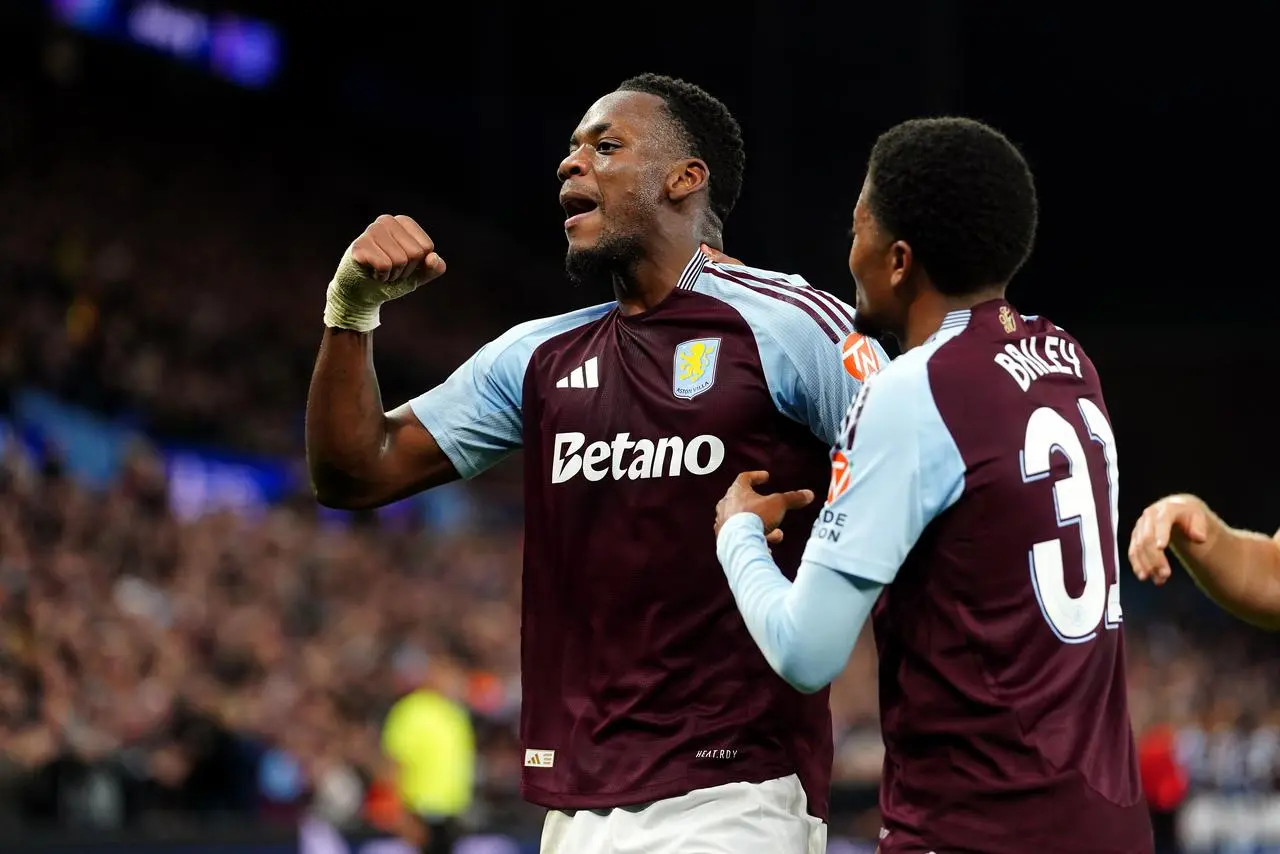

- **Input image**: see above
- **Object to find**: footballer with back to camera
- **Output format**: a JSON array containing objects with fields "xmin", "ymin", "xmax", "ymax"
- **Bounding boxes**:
[
  {"xmin": 305, "ymin": 73, "xmax": 887, "ymax": 854},
  {"xmin": 713, "ymin": 117, "xmax": 1155, "ymax": 853}
]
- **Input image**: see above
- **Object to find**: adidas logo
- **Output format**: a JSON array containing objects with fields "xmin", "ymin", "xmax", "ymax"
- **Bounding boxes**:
[{"xmin": 555, "ymin": 356, "xmax": 600, "ymax": 389}]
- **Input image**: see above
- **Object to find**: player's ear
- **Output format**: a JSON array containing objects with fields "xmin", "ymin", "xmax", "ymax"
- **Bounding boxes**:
[
  {"xmin": 888, "ymin": 240, "xmax": 913, "ymax": 289},
  {"xmin": 667, "ymin": 158, "xmax": 709, "ymax": 204}
]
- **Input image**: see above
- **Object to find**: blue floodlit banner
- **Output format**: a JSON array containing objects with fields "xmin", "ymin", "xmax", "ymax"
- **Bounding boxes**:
[
  {"xmin": 12, "ymin": 388, "xmax": 293, "ymax": 516},
  {"xmin": 47, "ymin": 0, "xmax": 282, "ymax": 88},
  {"xmin": 8, "ymin": 389, "xmax": 450, "ymax": 524}
]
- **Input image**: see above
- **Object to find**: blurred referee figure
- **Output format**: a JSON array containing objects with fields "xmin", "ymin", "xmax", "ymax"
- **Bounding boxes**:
[
  {"xmin": 380, "ymin": 651, "xmax": 475, "ymax": 854},
  {"xmin": 1130, "ymin": 493, "xmax": 1280, "ymax": 629}
]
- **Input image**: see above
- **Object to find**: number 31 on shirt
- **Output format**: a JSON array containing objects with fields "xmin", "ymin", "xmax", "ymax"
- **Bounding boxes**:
[{"xmin": 1021, "ymin": 398, "xmax": 1123, "ymax": 643}]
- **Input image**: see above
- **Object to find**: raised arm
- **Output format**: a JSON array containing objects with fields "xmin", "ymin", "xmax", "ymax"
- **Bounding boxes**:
[
  {"xmin": 305, "ymin": 215, "xmax": 457, "ymax": 510},
  {"xmin": 307, "ymin": 332, "xmax": 459, "ymax": 510},
  {"xmin": 1129, "ymin": 494, "xmax": 1280, "ymax": 631}
]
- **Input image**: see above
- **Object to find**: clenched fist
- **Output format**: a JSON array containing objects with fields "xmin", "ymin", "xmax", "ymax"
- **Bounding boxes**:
[{"xmin": 324, "ymin": 215, "xmax": 447, "ymax": 332}]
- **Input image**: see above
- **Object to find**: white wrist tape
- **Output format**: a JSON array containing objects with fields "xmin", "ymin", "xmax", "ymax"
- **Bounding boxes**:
[
  {"xmin": 324, "ymin": 278, "xmax": 383, "ymax": 333},
  {"xmin": 322, "ymin": 244, "xmax": 427, "ymax": 333}
]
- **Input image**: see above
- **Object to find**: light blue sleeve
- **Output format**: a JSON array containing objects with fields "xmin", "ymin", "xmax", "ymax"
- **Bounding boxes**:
[
  {"xmin": 801, "ymin": 349, "xmax": 967, "ymax": 584},
  {"xmin": 714, "ymin": 346, "xmax": 967, "ymax": 693},
  {"xmin": 695, "ymin": 265, "xmax": 889, "ymax": 445},
  {"xmin": 717, "ymin": 513, "xmax": 881, "ymax": 694},
  {"xmin": 773, "ymin": 273, "xmax": 892, "ymax": 445},
  {"xmin": 408, "ymin": 304, "xmax": 611, "ymax": 480}
]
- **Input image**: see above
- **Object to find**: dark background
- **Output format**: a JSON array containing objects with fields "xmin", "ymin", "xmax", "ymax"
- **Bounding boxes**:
[{"xmin": 7, "ymin": 0, "xmax": 1274, "ymax": 527}]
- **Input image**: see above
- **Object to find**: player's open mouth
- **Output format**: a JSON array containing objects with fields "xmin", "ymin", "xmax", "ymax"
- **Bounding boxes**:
[{"xmin": 561, "ymin": 192, "xmax": 599, "ymax": 229}]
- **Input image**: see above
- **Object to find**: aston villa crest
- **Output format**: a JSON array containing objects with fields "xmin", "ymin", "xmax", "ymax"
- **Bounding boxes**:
[{"xmin": 672, "ymin": 337, "xmax": 721, "ymax": 400}]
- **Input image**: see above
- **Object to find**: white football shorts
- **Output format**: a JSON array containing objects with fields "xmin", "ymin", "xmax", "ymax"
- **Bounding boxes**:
[{"xmin": 539, "ymin": 773, "xmax": 827, "ymax": 854}]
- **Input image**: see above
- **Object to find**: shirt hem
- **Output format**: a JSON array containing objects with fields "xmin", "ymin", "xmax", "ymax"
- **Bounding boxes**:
[{"xmin": 522, "ymin": 761, "xmax": 827, "ymax": 819}]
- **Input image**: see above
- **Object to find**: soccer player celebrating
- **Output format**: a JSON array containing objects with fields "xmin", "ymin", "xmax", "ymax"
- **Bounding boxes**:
[
  {"xmin": 1129, "ymin": 494, "xmax": 1280, "ymax": 629},
  {"xmin": 306, "ymin": 74, "xmax": 885, "ymax": 853},
  {"xmin": 714, "ymin": 117, "xmax": 1154, "ymax": 853}
]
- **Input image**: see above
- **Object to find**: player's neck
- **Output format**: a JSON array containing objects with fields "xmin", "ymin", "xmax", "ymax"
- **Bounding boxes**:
[
  {"xmin": 902, "ymin": 285, "xmax": 1007, "ymax": 350},
  {"xmin": 612, "ymin": 237, "xmax": 699, "ymax": 316}
]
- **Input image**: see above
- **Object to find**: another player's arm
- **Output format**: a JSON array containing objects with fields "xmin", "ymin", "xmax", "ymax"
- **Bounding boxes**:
[
  {"xmin": 714, "ymin": 478, "xmax": 880, "ymax": 694},
  {"xmin": 1129, "ymin": 494, "xmax": 1280, "ymax": 630},
  {"xmin": 706, "ymin": 283, "xmax": 889, "ymax": 693},
  {"xmin": 714, "ymin": 365, "xmax": 965, "ymax": 692},
  {"xmin": 306, "ymin": 215, "xmax": 457, "ymax": 509}
]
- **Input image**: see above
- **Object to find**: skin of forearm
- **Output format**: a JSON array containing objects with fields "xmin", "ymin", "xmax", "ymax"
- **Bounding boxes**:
[{"xmin": 1172, "ymin": 514, "xmax": 1280, "ymax": 631}]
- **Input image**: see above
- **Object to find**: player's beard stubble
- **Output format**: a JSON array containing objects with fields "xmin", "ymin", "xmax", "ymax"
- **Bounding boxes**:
[
  {"xmin": 565, "ymin": 230, "xmax": 647, "ymax": 293},
  {"xmin": 565, "ymin": 184, "xmax": 661, "ymax": 294}
]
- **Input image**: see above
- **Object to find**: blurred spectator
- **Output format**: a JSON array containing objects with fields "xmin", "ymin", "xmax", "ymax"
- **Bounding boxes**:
[{"xmin": 1141, "ymin": 723, "xmax": 1189, "ymax": 854}]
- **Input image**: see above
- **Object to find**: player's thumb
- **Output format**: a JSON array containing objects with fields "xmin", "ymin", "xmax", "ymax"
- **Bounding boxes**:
[
  {"xmin": 424, "ymin": 252, "xmax": 446, "ymax": 277},
  {"xmin": 783, "ymin": 489, "xmax": 815, "ymax": 509}
]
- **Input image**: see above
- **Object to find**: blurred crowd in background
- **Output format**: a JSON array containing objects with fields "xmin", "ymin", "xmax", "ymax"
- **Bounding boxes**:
[{"xmin": 2, "ymin": 53, "xmax": 1280, "ymax": 854}]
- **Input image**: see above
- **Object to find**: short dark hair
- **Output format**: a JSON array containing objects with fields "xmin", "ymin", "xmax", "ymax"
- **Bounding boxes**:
[
  {"xmin": 865, "ymin": 117, "xmax": 1038, "ymax": 295},
  {"xmin": 616, "ymin": 73, "xmax": 745, "ymax": 224}
]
